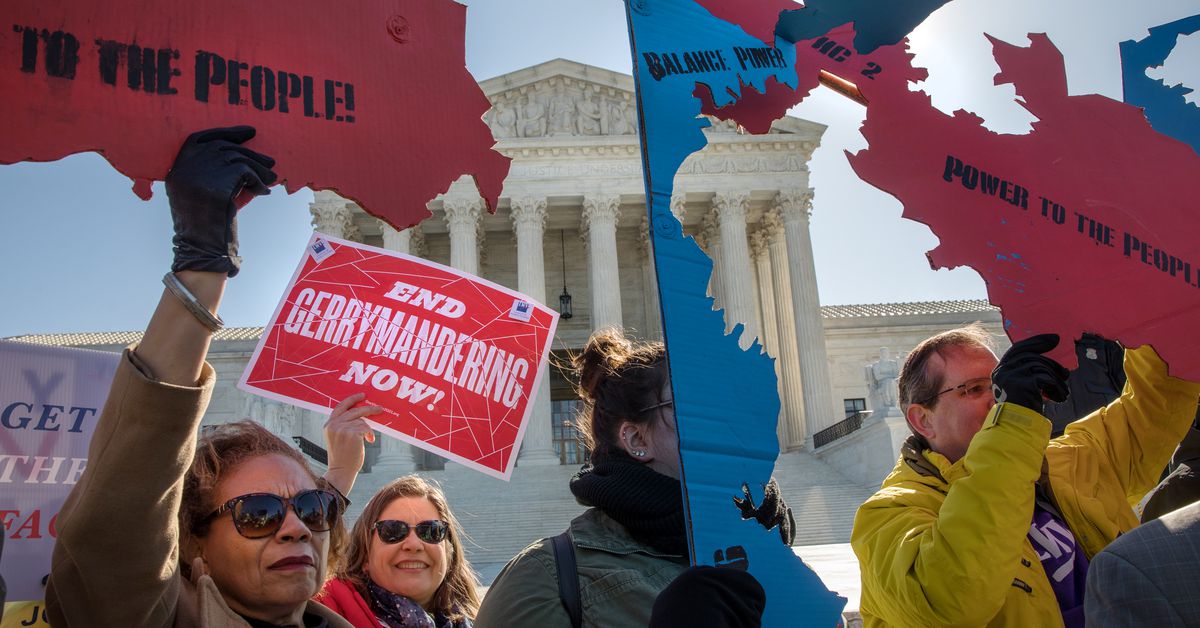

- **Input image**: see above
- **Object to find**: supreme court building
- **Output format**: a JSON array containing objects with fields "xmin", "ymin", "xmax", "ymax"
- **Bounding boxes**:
[
  {"xmin": 9, "ymin": 60, "xmax": 1005, "ymax": 564},
  {"xmin": 307, "ymin": 58, "xmax": 839, "ymax": 468}
]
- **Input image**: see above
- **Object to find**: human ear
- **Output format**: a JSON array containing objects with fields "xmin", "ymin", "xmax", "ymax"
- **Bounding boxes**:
[
  {"xmin": 617, "ymin": 420, "xmax": 654, "ymax": 462},
  {"xmin": 905, "ymin": 405, "xmax": 934, "ymax": 441},
  {"xmin": 181, "ymin": 532, "xmax": 203, "ymax": 565}
]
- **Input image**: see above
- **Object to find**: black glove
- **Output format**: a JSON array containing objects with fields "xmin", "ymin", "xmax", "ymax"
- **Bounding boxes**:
[
  {"xmin": 992, "ymin": 333, "xmax": 1070, "ymax": 413},
  {"xmin": 649, "ymin": 566, "xmax": 765, "ymax": 628},
  {"xmin": 166, "ymin": 126, "xmax": 277, "ymax": 277},
  {"xmin": 733, "ymin": 478, "xmax": 796, "ymax": 546}
]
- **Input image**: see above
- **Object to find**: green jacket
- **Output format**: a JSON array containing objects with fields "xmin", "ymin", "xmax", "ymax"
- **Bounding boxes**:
[
  {"xmin": 475, "ymin": 508, "xmax": 688, "ymax": 628},
  {"xmin": 852, "ymin": 345, "xmax": 1200, "ymax": 628}
]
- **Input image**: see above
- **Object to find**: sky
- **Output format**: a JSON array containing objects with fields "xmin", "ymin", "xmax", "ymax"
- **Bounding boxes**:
[{"xmin": 1, "ymin": 0, "xmax": 1197, "ymax": 338}]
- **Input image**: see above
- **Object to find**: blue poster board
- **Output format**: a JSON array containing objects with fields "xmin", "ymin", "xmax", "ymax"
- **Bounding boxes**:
[{"xmin": 623, "ymin": 0, "xmax": 845, "ymax": 624}]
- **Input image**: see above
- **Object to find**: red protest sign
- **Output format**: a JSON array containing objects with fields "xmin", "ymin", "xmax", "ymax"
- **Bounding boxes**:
[
  {"xmin": 239, "ymin": 234, "xmax": 558, "ymax": 480},
  {"xmin": 0, "ymin": 0, "xmax": 509, "ymax": 229}
]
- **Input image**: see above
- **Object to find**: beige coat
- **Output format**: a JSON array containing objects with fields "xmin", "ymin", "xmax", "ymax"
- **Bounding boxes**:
[{"xmin": 45, "ymin": 350, "xmax": 352, "ymax": 628}]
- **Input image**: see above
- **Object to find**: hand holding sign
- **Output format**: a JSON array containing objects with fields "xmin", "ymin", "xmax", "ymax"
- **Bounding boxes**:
[
  {"xmin": 323, "ymin": 392, "xmax": 383, "ymax": 496},
  {"xmin": 167, "ymin": 126, "xmax": 278, "ymax": 278}
]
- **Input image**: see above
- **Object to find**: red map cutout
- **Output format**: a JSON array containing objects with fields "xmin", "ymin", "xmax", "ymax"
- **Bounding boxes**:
[
  {"xmin": 695, "ymin": 22, "xmax": 878, "ymax": 134},
  {"xmin": 688, "ymin": 0, "xmax": 883, "ymax": 133},
  {"xmin": 0, "ymin": 0, "xmax": 509, "ymax": 230},
  {"xmin": 847, "ymin": 35, "xmax": 1200, "ymax": 379}
]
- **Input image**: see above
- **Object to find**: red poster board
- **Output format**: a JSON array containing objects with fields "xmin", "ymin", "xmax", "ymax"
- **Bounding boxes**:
[
  {"xmin": 0, "ymin": 0, "xmax": 509, "ymax": 229},
  {"xmin": 239, "ymin": 234, "xmax": 558, "ymax": 480}
]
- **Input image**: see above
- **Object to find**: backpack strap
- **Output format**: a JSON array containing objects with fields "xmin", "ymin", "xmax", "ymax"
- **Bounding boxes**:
[{"xmin": 550, "ymin": 531, "xmax": 583, "ymax": 628}]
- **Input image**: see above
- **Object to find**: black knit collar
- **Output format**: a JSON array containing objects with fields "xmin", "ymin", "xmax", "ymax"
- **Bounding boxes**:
[{"xmin": 569, "ymin": 450, "xmax": 687, "ymax": 555}]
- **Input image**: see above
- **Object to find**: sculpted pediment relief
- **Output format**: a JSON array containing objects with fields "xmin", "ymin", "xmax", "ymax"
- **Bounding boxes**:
[
  {"xmin": 487, "ymin": 76, "xmax": 639, "ymax": 138},
  {"xmin": 482, "ymin": 61, "xmax": 825, "ymax": 141}
]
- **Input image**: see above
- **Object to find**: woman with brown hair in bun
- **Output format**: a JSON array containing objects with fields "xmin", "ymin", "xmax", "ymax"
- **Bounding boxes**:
[{"xmin": 475, "ymin": 328, "xmax": 791, "ymax": 628}]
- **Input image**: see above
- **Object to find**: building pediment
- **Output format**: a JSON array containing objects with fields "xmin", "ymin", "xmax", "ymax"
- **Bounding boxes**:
[
  {"xmin": 480, "ymin": 59, "xmax": 639, "ymax": 139},
  {"xmin": 479, "ymin": 58, "xmax": 824, "ymax": 140}
]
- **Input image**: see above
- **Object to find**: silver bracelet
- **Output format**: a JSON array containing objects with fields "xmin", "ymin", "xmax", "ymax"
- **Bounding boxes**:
[{"xmin": 162, "ymin": 272, "xmax": 224, "ymax": 332}]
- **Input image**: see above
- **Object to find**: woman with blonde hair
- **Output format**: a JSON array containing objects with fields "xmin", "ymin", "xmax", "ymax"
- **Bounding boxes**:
[{"xmin": 317, "ymin": 477, "xmax": 480, "ymax": 628}]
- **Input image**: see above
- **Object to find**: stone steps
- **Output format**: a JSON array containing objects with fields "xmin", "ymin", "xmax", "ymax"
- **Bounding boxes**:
[
  {"xmin": 771, "ymin": 450, "xmax": 875, "ymax": 546},
  {"xmin": 343, "ymin": 450, "xmax": 873, "ymax": 582}
]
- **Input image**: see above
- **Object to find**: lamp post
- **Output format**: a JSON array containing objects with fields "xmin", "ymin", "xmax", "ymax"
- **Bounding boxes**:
[{"xmin": 558, "ymin": 229, "xmax": 573, "ymax": 319}]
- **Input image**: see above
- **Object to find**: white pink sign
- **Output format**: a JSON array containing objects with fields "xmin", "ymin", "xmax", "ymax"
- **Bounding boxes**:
[
  {"xmin": 239, "ymin": 233, "xmax": 559, "ymax": 480},
  {"xmin": 0, "ymin": 341, "xmax": 119, "ymax": 603}
]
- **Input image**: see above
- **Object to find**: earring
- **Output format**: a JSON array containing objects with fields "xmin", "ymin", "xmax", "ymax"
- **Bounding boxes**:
[{"xmin": 632, "ymin": 449, "xmax": 647, "ymax": 458}]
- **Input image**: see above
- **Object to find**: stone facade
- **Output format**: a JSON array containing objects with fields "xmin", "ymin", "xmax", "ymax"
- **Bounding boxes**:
[
  {"xmin": 6, "ymin": 301, "xmax": 1004, "ymax": 584},
  {"xmin": 309, "ymin": 59, "xmax": 838, "ymax": 457},
  {"xmin": 3, "ymin": 61, "xmax": 1013, "ymax": 582},
  {"xmin": 8, "ymin": 299, "xmax": 1004, "ymax": 483}
]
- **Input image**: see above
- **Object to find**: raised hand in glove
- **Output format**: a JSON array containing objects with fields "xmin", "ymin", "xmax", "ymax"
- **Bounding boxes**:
[
  {"xmin": 650, "ymin": 566, "xmax": 765, "ymax": 628},
  {"xmin": 991, "ymin": 333, "xmax": 1071, "ymax": 413},
  {"xmin": 166, "ymin": 126, "xmax": 277, "ymax": 277},
  {"xmin": 733, "ymin": 478, "xmax": 796, "ymax": 546}
]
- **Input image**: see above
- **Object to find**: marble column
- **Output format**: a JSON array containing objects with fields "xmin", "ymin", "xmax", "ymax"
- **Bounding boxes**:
[
  {"xmin": 439, "ymin": 199, "xmax": 482, "ymax": 460},
  {"xmin": 777, "ymin": 189, "xmax": 835, "ymax": 445},
  {"xmin": 371, "ymin": 219, "xmax": 421, "ymax": 473},
  {"xmin": 379, "ymin": 221, "xmax": 426, "ymax": 258},
  {"xmin": 379, "ymin": 220, "xmax": 412, "ymax": 255},
  {"xmin": 511, "ymin": 196, "xmax": 559, "ymax": 466},
  {"xmin": 443, "ymin": 197, "xmax": 483, "ymax": 275},
  {"xmin": 369, "ymin": 436, "xmax": 416, "ymax": 477},
  {"xmin": 764, "ymin": 209, "xmax": 807, "ymax": 451},
  {"xmin": 699, "ymin": 209, "xmax": 724, "ymax": 308},
  {"xmin": 639, "ymin": 213, "xmax": 663, "ymax": 340},
  {"xmin": 310, "ymin": 191, "xmax": 360, "ymax": 241},
  {"xmin": 750, "ymin": 230, "xmax": 780, "ymax": 358},
  {"xmin": 712, "ymin": 192, "xmax": 758, "ymax": 349},
  {"xmin": 582, "ymin": 195, "xmax": 623, "ymax": 330},
  {"xmin": 748, "ymin": 256, "xmax": 764, "ymax": 348},
  {"xmin": 752, "ymin": 228, "xmax": 786, "ymax": 449}
]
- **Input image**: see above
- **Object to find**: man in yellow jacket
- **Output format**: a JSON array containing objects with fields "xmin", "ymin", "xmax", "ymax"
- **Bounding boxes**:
[{"xmin": 851, "ymin": 325, "xmax": 1200, "ymax": 627}]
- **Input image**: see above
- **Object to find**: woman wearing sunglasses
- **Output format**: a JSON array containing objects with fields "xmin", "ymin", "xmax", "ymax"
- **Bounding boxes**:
[
  {"xmin": 316, "ymin": 476, "xmax": 480, "ymax": 627},
  {"xmin": 46, "ymin": 127, "xmax": 377, "ymax": 628}
]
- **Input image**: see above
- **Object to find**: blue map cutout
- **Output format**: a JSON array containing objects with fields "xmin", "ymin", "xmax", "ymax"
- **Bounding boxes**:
[
  {"xmin": 774, "ymin": 0, "xmax": 951, "ymax": 54},
  {"xmin": 624, "ymin": 0, "xmax": 845, "ymax": 624},
  {"xmin": 1121, "ymin": 14, "xmax": 1200, "ymax": 157}
]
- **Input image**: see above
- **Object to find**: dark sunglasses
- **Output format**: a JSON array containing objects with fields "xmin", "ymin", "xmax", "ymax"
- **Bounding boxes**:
[
  {"xmin": 373, "ymin": 519, "xmax": 450, "ymax": 544},
  {"xmin": 202, "ymin": 489, "xmax": 340, "ymax": 539}
]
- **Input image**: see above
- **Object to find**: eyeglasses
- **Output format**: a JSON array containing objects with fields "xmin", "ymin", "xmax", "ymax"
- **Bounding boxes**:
[
  {"xmin": 374, "ymin": 519, "xmax": 450, "ymax": 544},
  {"xmin": 637, "ymin": 398, "xmax": 674, "ymax": 414},
  {"xmin": 915, "ymin": 376, "xmax": 993, "ymax": 407},
  {"xmin": 202, "ymin": 489, "xmax": 340, "ymax": 539}
]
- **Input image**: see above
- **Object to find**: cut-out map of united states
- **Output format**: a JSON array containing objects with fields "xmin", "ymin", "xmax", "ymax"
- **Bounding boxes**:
[
  {"xmin": 0, "ymin": 0, "xmax": 510, "ymax": 229},
  {"xmin": 690, "ymin": 2, "xmax": 1200, "ymax": 380}
]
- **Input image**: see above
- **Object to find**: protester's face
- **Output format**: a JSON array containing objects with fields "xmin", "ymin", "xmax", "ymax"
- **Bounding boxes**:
[
  {"xmin": 911, "ymin": 345, "xmax": 998, "ymax": 463},
  {"xmin": 197, "ymin": 454, "xmax": 328, "ymax": 622},
  {"xmin": 647, "ymin": 381, "xmax": 680, "ymax": 479},
  {"xmin": 365, "ymin": 496, "xmax": 449, "ymax": 609}
]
